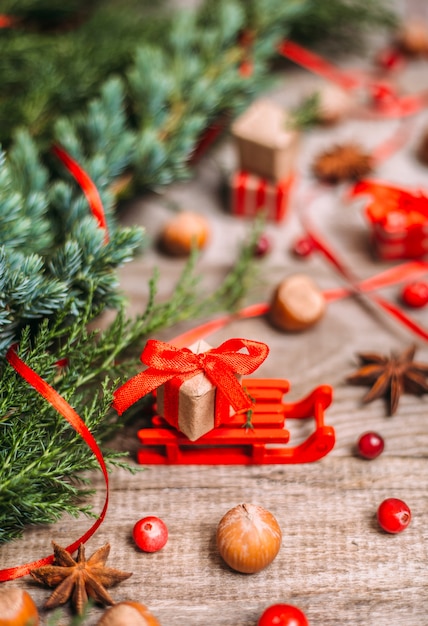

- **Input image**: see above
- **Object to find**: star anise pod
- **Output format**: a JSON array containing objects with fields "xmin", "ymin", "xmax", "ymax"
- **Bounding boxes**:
[
  {"xmin": 346, "ymin": 345, "xmax": 428, "ymax": 415},
  {"xmin": 312, "ymin": 142, "xmax": 373, "ymax": 184},
  {"xmin": 30, "ymin": 542, "xmax": 132, "ymax": 615}
]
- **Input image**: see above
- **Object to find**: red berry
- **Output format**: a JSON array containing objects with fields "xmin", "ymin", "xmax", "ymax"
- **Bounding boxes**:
[
  {"xmin": 258, "ymin": 603, "xmax": 309, "ymax": 626},
  {"xmin": 254, "ymin": 233, "xmax": 271, "ymax": 257},
  {"xmin": 292, "ymin": 236, "xmax": 314, "ymax": 258},
  {"xmin": 357, "ymin": 431, "xmax": 384, "ymax": 459},
  {"xmin": 377, "ymin": 498, "xmax": 411, "ymax": 534},
  {"xmin": 375, "ymin": 46, "xmax": 405, "ymax": 71},
  {"xmin": 401, "ymin": 281, "xmax": 428, "ymax": 308},
  {"xmin": 133, "ymin": 516, "xmax": 168, "ymax": 552}
]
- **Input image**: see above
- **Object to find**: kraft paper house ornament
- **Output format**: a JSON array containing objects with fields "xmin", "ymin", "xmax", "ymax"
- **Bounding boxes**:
[{"xmin": 231, "ymin": 98, "xmax": 300, "ymax": 182}]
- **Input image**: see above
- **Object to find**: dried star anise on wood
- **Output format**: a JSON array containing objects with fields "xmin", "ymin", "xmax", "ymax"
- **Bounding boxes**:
[
  {"xmin": 30, "ymin": 542, "xmax": 132, "ymax": 615},
  {"xmin": 346, "ymin": 345, "xmax": 428, "ymax": 415},
  {"xmin": 312, "ymin": 142, "xmax": 373, "ymax": 183}
]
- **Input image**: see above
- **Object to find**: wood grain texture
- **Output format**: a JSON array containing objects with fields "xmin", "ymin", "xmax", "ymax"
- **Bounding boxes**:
[{"xmin": 2, "ymin": 2, "xmax": 428, "ymax": 623}]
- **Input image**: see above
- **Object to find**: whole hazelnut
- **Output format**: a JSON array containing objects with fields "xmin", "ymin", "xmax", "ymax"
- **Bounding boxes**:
[
  {"xmin": 269, "ymin": 274, "xmax": 326, "ymax": 332},
  {"xmin": 159, "ymin": 211, "xmax": 210, "ymax": 256},
  {"xmin": 396, "ymin": 20, "xmax": 428, "ymax": 55},
  {"xmin": 417, "ymin": 128, "xmax": 428, "ymax": 166},
  {"xmin": 0, "ymin": 588, "xmax": 40, "ymax": 626},
  {"xmin": 216, "ymin": 503, "xmax": 282, "ymax": 574},
  {"xmin": 96, "ymin": 601, "xmax": 161, "ymax": 626}
]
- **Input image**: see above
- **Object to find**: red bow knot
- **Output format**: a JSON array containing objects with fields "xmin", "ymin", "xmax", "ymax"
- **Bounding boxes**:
[{"xmin": 113, "ymin": 338, "xmax": 269, "ymax": 416}]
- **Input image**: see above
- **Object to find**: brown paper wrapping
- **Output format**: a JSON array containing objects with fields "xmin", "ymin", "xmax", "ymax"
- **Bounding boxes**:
[
  {"xmin": 156, "ymin": 340, "xmax": 238, "ymax": 441},
  {"xmin": 231, "ymin": 99, "xmax": 300, "ymax": 182}
]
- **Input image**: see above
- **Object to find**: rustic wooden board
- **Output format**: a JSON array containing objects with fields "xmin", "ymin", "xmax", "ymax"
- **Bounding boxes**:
[{"xmin": 2, "ymin": 4, "xmax": 428, "ymax": 623}]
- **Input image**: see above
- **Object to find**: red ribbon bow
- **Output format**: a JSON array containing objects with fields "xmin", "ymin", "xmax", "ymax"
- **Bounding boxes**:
[
  {"xmin": 351, "ymin": 179, "xmax": 428, "ymax": 226},
  {"xmin": 113, "ymin": 338, "xmax": 269, "ymax": 416}
]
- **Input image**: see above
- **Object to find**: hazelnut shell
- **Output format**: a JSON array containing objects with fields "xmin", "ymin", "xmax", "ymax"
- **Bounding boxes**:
[
  {"xmin": 216, "ymin": 503, "xmax": 282, "ymax": 574},
  {"xmin": 0, "ymin": 588, "xmax": 40, "ymax": 626},
  {"xmin": 396, "ymin": 21, "xmax": 428, "ymax": 55},
  {"xmin": 96, "ymin": 601, "xmax": 161, "ymax": 626},
  {"xmin": 159, "ymin": 211, "xmax": 210, "ymax": 256},
  {"xmin": 269, "ymin": 274, "xmax": 326, "ymax": 332}
]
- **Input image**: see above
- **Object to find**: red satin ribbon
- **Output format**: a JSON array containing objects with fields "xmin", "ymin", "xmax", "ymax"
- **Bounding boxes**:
[
  {"xmin": 299, "ymin": 187, "xmax": 428, "ymax": 342},
  {"xmin": 278, "ymin": 40, "xmax": 362, "ymax": 91},
  {"xmin": 324, "ymin": 260, "xmax": 428, "ymax": 302},
  {"xmin": 0, "ymin": 346, "xmax": 109, "ymax": 581},
  {"xmin": 167, "ymin": 261, "xmax": 428, "ymax": 353},
  {"xmin": 52, "ymin": 144, "xmax": 109, "ymax": 244},
  {"xmin": 278, "ymin": 39, "xmax": 428, "ymax": 118},
  {"xmin": 113, "ymin": 338, "xmax": 269, "ymax": 416},
  {"xmin": 351, "ymin": 179, "xmax": 428, "ymax": 223}
]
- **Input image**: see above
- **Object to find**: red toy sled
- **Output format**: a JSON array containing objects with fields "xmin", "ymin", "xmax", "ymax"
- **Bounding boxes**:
[{"xmin": 136, "ymin": 379, "xmax": 335, "ymax": 465}]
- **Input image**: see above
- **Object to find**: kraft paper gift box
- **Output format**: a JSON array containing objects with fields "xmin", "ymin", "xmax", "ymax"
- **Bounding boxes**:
[
  {"xmin": 231, "ymin": 98, "xmax": 300, "ymax": 182},
  {"xmin": 156, "ymin": 340, "xmax": 238, "ymax": 441},
  {"xmin": 229, "ymin": 169, "xmax": 295, "ymax": 222}
]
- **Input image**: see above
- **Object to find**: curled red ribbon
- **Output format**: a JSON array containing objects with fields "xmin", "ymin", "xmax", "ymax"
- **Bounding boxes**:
[
  {"xmin": 52, "ymin": 144, "xmax": 109, "ymax": 244},
  {"xmin": 0, "ymin": 346, "xmax": 109, "ymax": 581},
  {"xmin": 351, "ymin": 179, "xmax": 428, "ymax": 221},
  {"xmin": 278, "ymin": 39, "xmax": 362, "ymax": 91},
  {"xmin": 350, "ymin": 179, "xmax": 428, "ymax": 260},
  {"xmin": 113, "ymin": 338, "xmax": 269, "ymax": 416},
  {"xmin": 278, "ymin": 39, "xmax": 428, "ymax": 118},
  {"xmin": 298, "ymin": 186, "xmax": 428, "ymax": 342}
]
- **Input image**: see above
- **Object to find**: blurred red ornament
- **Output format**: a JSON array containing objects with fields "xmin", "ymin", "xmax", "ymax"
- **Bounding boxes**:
[
  {"xmin": 401, "ymin": 281, "xmax": 428, "ymax": 308},
  {"xmin": 293, "ymin": 236, "xmax": 315, "ymax": 257}
]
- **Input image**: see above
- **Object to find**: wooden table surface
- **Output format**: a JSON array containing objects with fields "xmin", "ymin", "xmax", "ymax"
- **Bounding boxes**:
[{"xmin": 3, "ymin": 8, "xmax": 428, "ymax": 625}]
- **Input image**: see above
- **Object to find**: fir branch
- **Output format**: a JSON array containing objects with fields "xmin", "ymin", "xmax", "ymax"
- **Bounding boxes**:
[
  {"xmin": 284, "ymin": 0, "xmax": 398, "ymax": 51},
  {"xmin": 0, "ymin": 221, "xmax": 259, "ymax": 543},
  {"xmin": 0, "ymin": 0, "xmax": 396, "ymax": 146}
]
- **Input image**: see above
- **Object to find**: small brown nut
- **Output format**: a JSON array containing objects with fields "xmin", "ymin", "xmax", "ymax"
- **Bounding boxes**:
[
  {"xmin": 396, "ymin": 20, "xmax": 428, "ymax": 56},
  {"xmin": 96, "ymin": 601, "xmax": 161, "ymax": 626},
  {"xmin": 0, "ymin": 588, "xmax": 40, "ymax": 626},
  {"xmin": 159, "ymin": 211, "xmax": 210, "ymax": 256},
  {"xmin": 269, "ymin": 273, "xmax": 326, "ymax": 332},
  {"xmin": 216, "ymin": 503, "xmax": 282, "ymax": 574},
  {"xmin": 417, "ymin": 128, "xmax": 428, "ymax": 165}
]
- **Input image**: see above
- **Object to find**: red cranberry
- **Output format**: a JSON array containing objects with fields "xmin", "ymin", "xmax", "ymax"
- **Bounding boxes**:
[
  {"xmin": 375, "ymin": 47, "xmax": 405, "ymax": 71},
  {"xmin": 377, "ymin": 498, "xmax": 411, "ymax": 534},
  {"xmin": 133, "ymin": 516, "xmax": 168, "ymax": 552},
  {"xmin": 401, "ymin": 281, "xmax": 428, "ymax": 308},
  {"xmin": 357, "ymin": 431, "xmax": 385, "ymax": 459},
  {"xmin": 292, "ymin": 236, "xmax": 315, "ymax": 258},
  {"xmin": 258, "ymin": 603, "xmax": 309, "ymax": 626},
  {"xmin": 254, "ymin": 233, "xmax": 271, "ymax": 257},
  {"xmin": 371, "ymin": 81, "xmax": 398, "ymax": 108}
]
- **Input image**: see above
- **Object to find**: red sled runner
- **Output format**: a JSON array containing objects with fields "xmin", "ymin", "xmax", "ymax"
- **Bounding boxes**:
[{"xmin": 136, "ymin": 379, "xmax": 335, "ymax": 465}]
